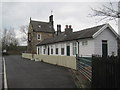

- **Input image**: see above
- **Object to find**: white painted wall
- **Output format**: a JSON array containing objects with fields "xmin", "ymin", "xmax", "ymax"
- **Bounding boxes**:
[
  {"xmin": 37, "ymin": 40, "xmax": 94, "ymax": 57},
  {"xmin": 78, "ymin": 39, "xmax": 94, "ymax": 57},
  {"xmin": 94, "ymin": 28, "xmax": 118, "ymax": 56}
]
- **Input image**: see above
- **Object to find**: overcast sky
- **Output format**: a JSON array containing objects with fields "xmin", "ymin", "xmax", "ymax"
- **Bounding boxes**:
[{"xmin": 1, "ymin": 0, "xmax": 119, "ymax": 45}]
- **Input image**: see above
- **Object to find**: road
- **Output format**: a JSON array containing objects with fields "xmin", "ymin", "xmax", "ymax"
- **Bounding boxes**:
[
  {"xmin": 4, "ymin": 55, "xmax": 76, "ymax": 88},
  {"xmin": 0, "ymin": 55, "xmax": 2, "ymax": 89}
]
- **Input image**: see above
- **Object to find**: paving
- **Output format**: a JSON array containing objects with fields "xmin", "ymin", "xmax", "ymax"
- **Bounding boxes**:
[{"xmin": 4, "ymin": 55, "xmax": 76, "ymax": 88}]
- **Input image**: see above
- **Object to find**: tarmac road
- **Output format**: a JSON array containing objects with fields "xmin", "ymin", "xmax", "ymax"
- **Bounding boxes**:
[
  {"xmin": 0, "ymin": 56, "xmax": 2, "ymax": 89},
  {"xmin": 4, "ymin": 55, "xmax": 76, "ymax": 88}
]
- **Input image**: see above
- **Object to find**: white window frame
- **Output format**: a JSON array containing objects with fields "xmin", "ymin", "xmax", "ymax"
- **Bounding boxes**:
[
  {"xmin": 37, "ymin": 33, "xmax": 41, "ymax": 40},
  {"xmin": 73, "ymin": 42, "xmax": 77, "ymax": 55},
  {"xmin": 28, "ymin": 33, "xmax": 31, "ymax": 41},
  {"xmin": 37, "ymin": 47, "xmax": 39, "ymax": 54},
  {"xmin": 55, "ymin": 44, "xmax": 59, "ymax": 55},
  {"xmin": 51, "ymin": 45, "xmax": 53, "ymax": 55},
  {"xmin": 61, "ymin": 43, "xmax": 64, "ymax": 55},
  {"xmin": 82, "ymin": 41, "xmax": 88, "ymax": 46},
  {"xmin": 39, "ymin": 47, "xmax": 42, "ymax": 54},
  {"xmin": 43, "ymin": 46, "xmax": 46, "ymax": 55}
]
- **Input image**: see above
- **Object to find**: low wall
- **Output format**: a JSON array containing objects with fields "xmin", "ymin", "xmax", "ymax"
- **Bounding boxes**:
[
  {"xmin": 22, "ymin": 53, "xmax": 33, "ymax": 60},
  {"xmin": 35, "ymin": 54, "xmax": 76, "ymax": 70},
  {"xmin": 22, "ymin": 53, "xmax": 76, "ymax": 70}
]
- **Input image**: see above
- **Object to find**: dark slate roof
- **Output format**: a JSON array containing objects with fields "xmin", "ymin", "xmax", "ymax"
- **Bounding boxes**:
[
  {"xmin": 30, "ymin": 20, "xmax": 55, "ymax": 33},
  {"xmin": 37, "ymin": 24, "xmax": 105, "ymax": 46}
]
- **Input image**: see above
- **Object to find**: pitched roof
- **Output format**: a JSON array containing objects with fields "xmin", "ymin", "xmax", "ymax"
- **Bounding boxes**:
[
  {"xmin": 37, "ymin": 24, "xmax": 105, "ymax": 46},
  {"xmin": 30, "ymin": 20, "xmax": 55, "ymax": 33}
]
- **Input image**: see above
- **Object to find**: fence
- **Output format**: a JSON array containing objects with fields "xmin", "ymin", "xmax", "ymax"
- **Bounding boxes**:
[
  {"xmin": 92, "ymin": 56, "xmax": 120, "ymax": 88},
  {"xmin": 76, "ymin": 56, "xmax": 92, "ymax": 81}
]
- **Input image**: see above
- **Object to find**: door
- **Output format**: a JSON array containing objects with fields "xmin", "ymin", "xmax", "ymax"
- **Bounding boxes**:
[
  {"xmin": 102, "ymin": 40, "xmax": 108, "ymax": 57},
  {"xmin": 66, "ymin": 46, "xmax": 70, "ymax": 56}
]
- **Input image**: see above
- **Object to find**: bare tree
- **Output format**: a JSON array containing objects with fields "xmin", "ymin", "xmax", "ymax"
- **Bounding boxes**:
[
  {"xmin": 20, "ymin": 25, "xmax": 28, "ymax": 42},
  {"xmin": 89, "ymin": 1, "xmax": 120, "ymax": 23},
  {"xmin": 2, "ymin": 28, "xmax": 19, "ymax": 50}
]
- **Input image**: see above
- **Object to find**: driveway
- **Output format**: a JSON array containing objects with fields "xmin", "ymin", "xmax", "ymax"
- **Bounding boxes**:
[{"xmin": 4, "ymin": 55, "xmax": 76, "ymax": 88}]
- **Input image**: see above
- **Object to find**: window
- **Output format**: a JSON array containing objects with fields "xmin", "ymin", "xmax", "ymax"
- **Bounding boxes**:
[
  {"xmin": 28, "ymin": 33, "xmax": 31, "ymax": 41},
  {"xmin": 49, "ymin": 26, "xmax": 52, "ymax": 28},
  {"xmin": 37, "ymin": 34, "xmax": 41, "ymax": 40},
  {"xmin": 43, "ymin": 49, "xmax": 46, "ymax": 54},
  {"xmin": 56, "ymin": 48, "xmax": 58, "ymax": 54},
  {"xmin": 61, "ymin": 48, "xmax": 64, "ymax": 55},
  {"xmin": 39, "ymin": 47, "xmax": 42, "ymax": 54},
  {"xmin": 37, "ymin": 47, "xmax": 39, "ymax": 54},
  {"xmin": 51, "ymin": 45, "xmax": 53, "ymax": 55},
  {"xmin": 51, "ymin": 49, "xmax": 53, "ymax": 54},
  {"xmin": 73, "ymin": 42, "xmax": 77, "ymax": 55},
  {"xmin": 61, "ymin": 43, "xmax": 64, "ymax": 55},
  {"xmin": 82, "ymin": 41, "xmax": 88, "ymax": 46}
]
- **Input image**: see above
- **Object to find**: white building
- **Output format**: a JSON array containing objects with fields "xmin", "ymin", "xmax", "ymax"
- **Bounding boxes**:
[{"xmin": 36, "ymin": 24, "xmax": 119, "ymax": 57}]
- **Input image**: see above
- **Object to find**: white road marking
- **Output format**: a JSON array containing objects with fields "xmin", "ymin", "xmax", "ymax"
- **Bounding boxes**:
[{"xmin": 3, "ymin": 57, "xmax": 8, "ymax": 89}]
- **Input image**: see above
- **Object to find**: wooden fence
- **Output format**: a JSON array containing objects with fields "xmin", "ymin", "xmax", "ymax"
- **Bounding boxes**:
[{"xmin": 92, "ymin": 56, "xmax": 120, "ymax": 88}]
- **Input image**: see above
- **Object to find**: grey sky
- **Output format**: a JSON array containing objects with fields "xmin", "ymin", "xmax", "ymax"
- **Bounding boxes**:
[{"xmin": 1, "ymin": 1, "xmax": 119, "ymax": 45}]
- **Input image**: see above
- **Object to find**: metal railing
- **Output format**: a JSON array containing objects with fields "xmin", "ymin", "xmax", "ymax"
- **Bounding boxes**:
[{"xmin": 76, "ymin": 56, "xmax": 92, "ymax": 81}]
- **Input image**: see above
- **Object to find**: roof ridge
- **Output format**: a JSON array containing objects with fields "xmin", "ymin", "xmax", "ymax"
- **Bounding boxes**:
[
  {"xmin": 31, "ymin": 20, "xmax": 49, "ymax": 23},
  {"xmin": 73, "ymin": 24, "xmax": 105, "ymax": 33}
]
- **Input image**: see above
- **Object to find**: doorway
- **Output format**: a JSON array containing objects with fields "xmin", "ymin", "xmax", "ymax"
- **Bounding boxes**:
[
  {"xmin": 102, "ymin": 40, "xmax": 108, "ymax": 57},
  {"xmin": 66, "ymin": 46, "xmax": 70, "ymax": 56}
]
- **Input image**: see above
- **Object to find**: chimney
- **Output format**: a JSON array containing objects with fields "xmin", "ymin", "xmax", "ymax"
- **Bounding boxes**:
[
  {"xmin": 65, "ymin": 25, "xmax": 73, "ymax": 35},
  {"xmin": 57, "ymin": 24, "xmax": 61, "ymax": 35},
  {"xmin": 49, "ymin": 15, "xmax": 54, "ymax": 27}
]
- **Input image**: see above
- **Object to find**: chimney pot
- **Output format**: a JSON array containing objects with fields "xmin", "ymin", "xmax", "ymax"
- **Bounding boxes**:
[
  {"xmin": 65, "ymin": 25, "xmax": 73, "ymax": 35},
  {"xmin": 69, "ymin": 25, "xmax": 72, "ymax": 28},
  {"xmin": 66, "ymin": 25, "xmax": 68, "ymax": 28}
]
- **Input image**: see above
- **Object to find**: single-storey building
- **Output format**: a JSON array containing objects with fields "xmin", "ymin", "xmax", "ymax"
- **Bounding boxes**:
[{"xmin": 36, "ymin": 24, "xmax": 119, "ymax": 57}]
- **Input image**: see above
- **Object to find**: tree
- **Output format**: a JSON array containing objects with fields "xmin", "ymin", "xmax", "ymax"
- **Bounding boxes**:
[
  {"xmin": 20, "ymin": 25, "xmax": 28, "ymax": 42},
  {"xmin": 2, "ymin": 28, "xmax": 19, "ymax": 50},
  {"xmin": 89, "ymin": 1, "xmax": 120, "ymax": 23}
]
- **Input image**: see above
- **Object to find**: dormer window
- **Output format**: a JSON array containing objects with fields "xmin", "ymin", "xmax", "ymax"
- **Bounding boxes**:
[
  {"xmin": 37, "ymin": 33, "xmax": 41, "ymax": 40},
  {"xmin": 38, "ymin": 25, "xmax": 41, "ymax": 28},
  {"xmin": 49, "ymin": 26, "xmax": 52, "ymax": 28}
]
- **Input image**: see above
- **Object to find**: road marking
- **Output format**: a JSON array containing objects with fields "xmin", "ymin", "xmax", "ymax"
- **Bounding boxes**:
[{"xmin": 3, "ymin": 57, "xmax": 8, "ymax": 89}]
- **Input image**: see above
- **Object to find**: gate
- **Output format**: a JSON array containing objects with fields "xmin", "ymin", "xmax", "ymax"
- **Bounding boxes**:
[
  {"xmin": 76, "ymin": 55, "xmax": 92, "ymax": 81},
  {"xmin": 92, "ymin": 56, "xmax": 120, "ymax": 88},
  {"xmin": 76, "ymin": 55, "xmax": 120, "ymax": 88}
]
